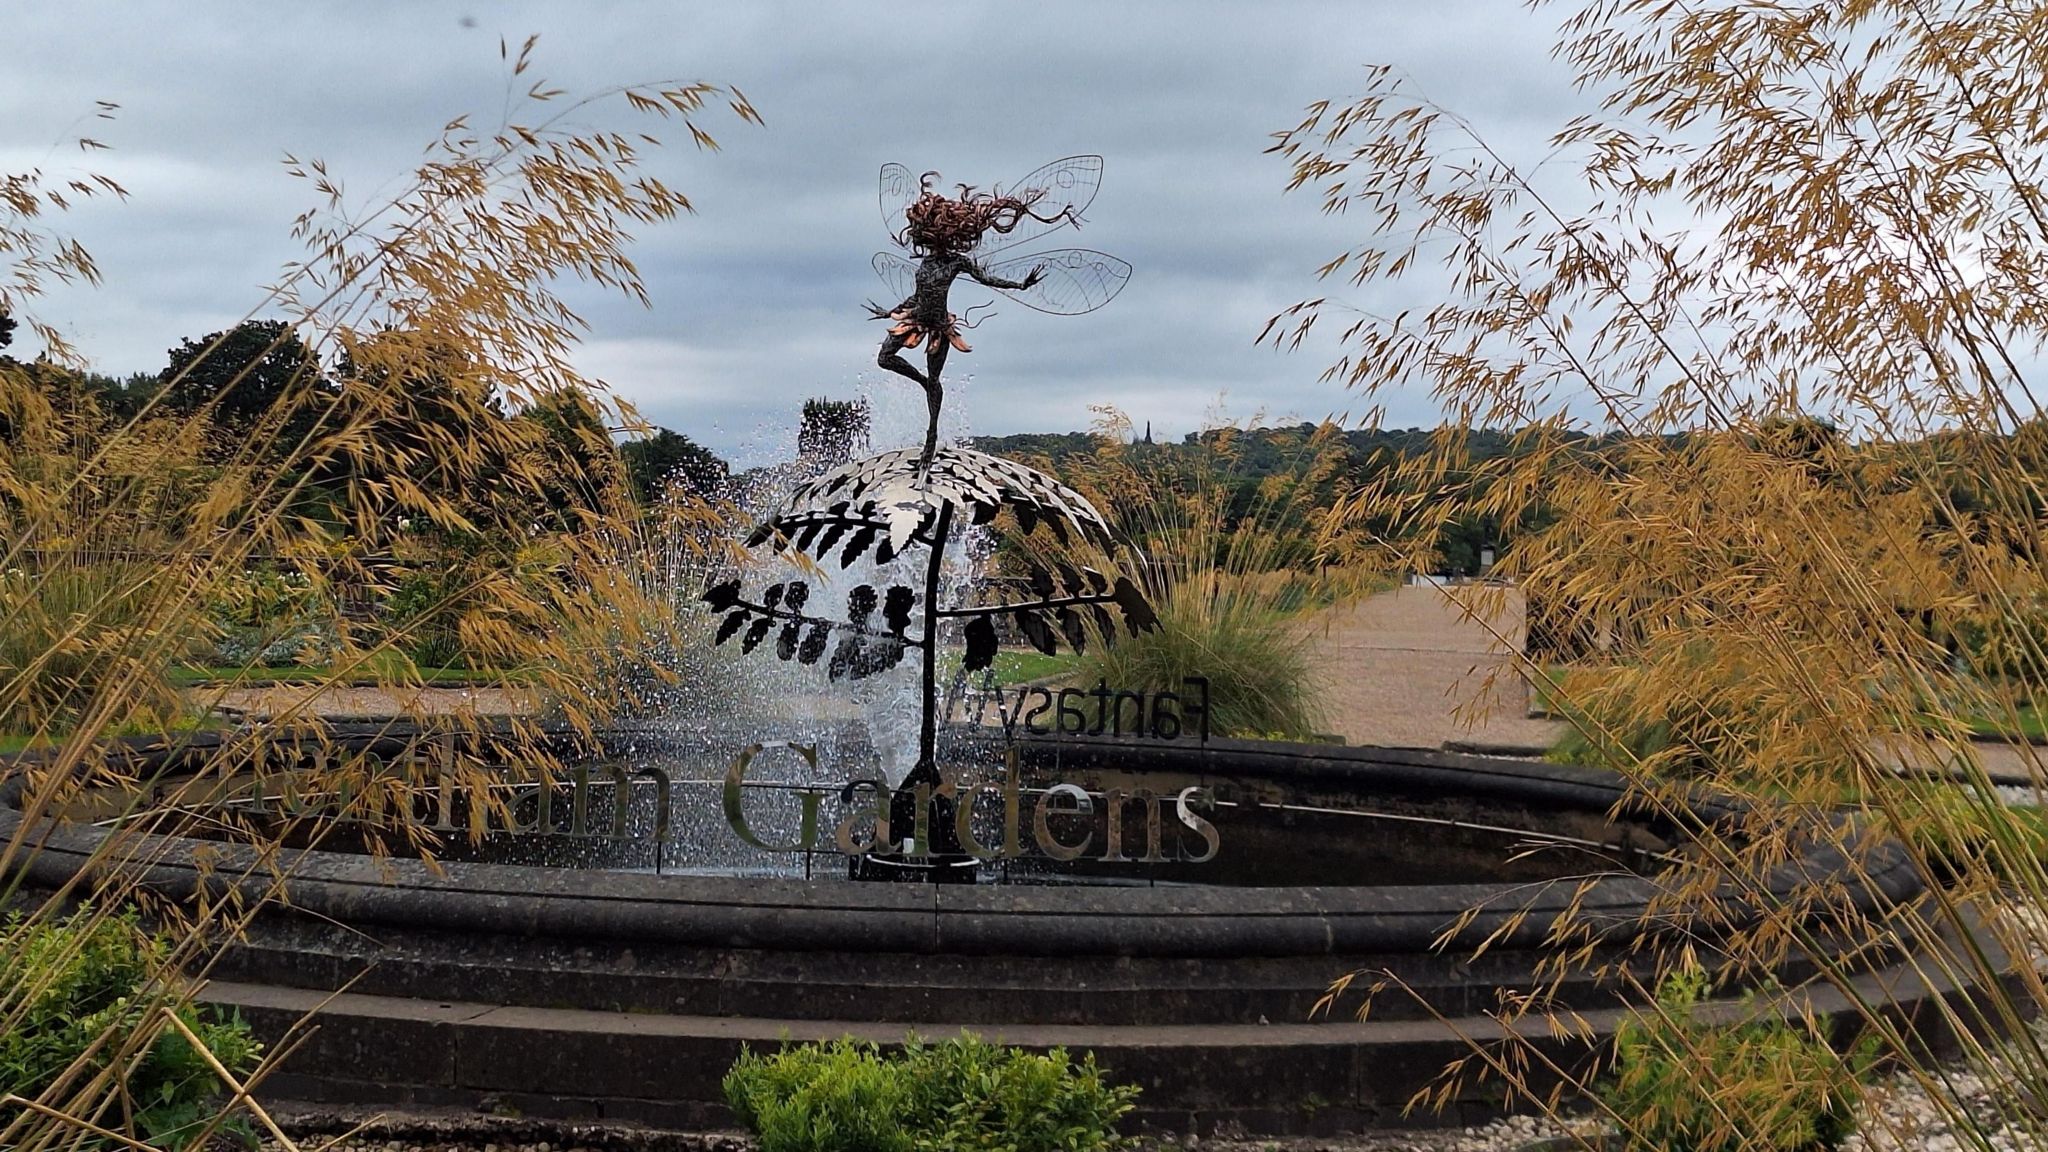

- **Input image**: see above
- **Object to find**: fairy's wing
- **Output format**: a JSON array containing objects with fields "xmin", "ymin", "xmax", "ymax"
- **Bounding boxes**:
[
  {"xmin": 872, "ymin": 252, "xmax": 917, "ymax": 302},
  {"xmin": 969, "ymin": 155, "xmax": 1103, "ymax": 259},
  {"xmin": 879, "ymin": 162, "xmax": 921, "ymax": 243},
  {"xmin": 981, "ymin": 249, "xmax": 1131, "ymax": 315}
]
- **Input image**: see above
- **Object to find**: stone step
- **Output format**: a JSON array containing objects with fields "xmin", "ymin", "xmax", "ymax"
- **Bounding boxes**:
[
  {"xmin": 205, "ymin": 915, "xmax": 1721, "ymax": 1026},
  {"xmin": 202, "ymin": 945, "xmax": 1997, "ymax": 1138},
  {"xmin": 202, "ymin": 978, "xmax": 1554, "ymax": 1135}
]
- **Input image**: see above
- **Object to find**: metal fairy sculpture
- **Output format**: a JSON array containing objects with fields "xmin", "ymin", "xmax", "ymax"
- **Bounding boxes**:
[
  {"xmin": 706, "ymin": 156, "xmax": 1152, "ymax": 879},
  {"xmin": 870, "ymin": 155, "xmax": 1133, "ymax": 462}
]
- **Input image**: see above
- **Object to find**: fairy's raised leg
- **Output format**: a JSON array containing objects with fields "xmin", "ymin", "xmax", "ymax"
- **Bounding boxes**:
[{"xmin": 877, "ymin": 330, "xmax": 928, "ymax": 386}]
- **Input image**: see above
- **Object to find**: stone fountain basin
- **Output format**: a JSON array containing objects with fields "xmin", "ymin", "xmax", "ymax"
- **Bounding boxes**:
[{"xmin": 1, "ymin": 728, "xmax": 1965, "ymax": 1136}]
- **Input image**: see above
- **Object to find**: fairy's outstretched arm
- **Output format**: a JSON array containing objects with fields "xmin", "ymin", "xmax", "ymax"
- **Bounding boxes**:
[{"xmin": 966, "ymin": 260, "xmax": 1045, "ymax": 291}]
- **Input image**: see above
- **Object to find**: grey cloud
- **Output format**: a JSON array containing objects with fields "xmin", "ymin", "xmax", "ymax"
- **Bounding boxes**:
[{"xmin": 3, "ymin": 0, "xmax": 1592, "ymax": 454}]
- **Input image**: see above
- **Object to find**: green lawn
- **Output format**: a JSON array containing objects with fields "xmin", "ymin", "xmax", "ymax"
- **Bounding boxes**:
[
  {"xmin": 934, "ymin": 649, "xmax": 1078, "ymax": 686},
  {"xmin": 991, "ymin": 649, "xmax": 1078, "ymax": 684},
  {"xmin": 0, "ymin": 732, "xmax": 60, "ymax": 755},
  {"xmin": 1966, "ymin": 704, "xmax": 2048, "ymax": 743}
]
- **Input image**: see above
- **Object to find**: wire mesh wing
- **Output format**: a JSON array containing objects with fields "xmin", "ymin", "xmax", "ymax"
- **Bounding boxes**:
[
  {"xmin": 969, "ymin": 155, "xmax": 1103, "ymax": 259},
  {"xmin": 879, "ymin": 162, "xmax": 921, "ymax": 244},
  {"xmin": 982, "ymin": 249, "xmax": 1131, "ymax": 316},
  {"xmin": 872, "ymin": 252, "xmax": 916, "ymax": 302}
]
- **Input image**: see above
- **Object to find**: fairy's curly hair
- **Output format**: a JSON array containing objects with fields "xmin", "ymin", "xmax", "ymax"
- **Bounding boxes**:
[{"xmin": 897, "ymin": 173, "xmax": 1074, "ymax": 255}]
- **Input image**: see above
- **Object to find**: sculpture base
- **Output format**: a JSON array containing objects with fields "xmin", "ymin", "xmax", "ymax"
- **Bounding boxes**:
[
  {"xmin": 847, "ymin": 853, "xmax": 979, "ymax": 883},
  {"xmin": 846, "ymin": 768, "xmax": 977, "ymax": 882}
]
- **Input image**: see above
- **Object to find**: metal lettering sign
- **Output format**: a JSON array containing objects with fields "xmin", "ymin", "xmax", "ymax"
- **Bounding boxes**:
[
  {"xmin": 721, "ymin": 743, "xmax": 1219, "ymax": 865},
  {"xmin": 209, "ymin": 747, "xmax": 1223, "ymax": 866}
]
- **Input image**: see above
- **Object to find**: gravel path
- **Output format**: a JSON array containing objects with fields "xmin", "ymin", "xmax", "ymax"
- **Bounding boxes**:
[
  {"xmin": 263, "ymin": 1071, "xmax": 2048, "ymax": 1152},
  {"xmin": 255, "ymin": 1126, "xmax": 1554, "ymax": 1152},
  {"xmin": 262, "ymin": 1142, "xmax": 732, "ymax": 1152},
  {"xmin": 1300, "ymin": 583, "xmax": 1562, "ymax": 752}
]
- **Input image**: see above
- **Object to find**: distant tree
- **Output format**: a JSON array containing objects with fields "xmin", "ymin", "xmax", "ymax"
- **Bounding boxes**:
[
  {"xmin": 318, "ymin": 332, "xmax": 508, "ymax": 528},
  {"xmin": 1756, "ymin": 414, "xmax": 1843, "ymax": 483},
  {"xmin": 158, "ymin": 319, "xmax": 330, "ymax": 445},
  {"xmin": 523, "ymin": 388, "xmax": 631, "ymax": 521},
  {"xmin": 0, "ymin": 308, "xmax": 14, "ymax": 351},
  {"xmin": 3, "ymin": 360, "xmax": 102, "ymax": 436},
  {"xmin": 798, "ymin": 396, "xmax": 869, "ymax": 467},
  {"xmin": 620, "ymin": 428, "xmax": 728, "ymax": 502},
  {"xmin": 78, "ymin": 372, "xmax": 162, "ymax": 422},
  {"xmin": 968, "ymin": 430, "xmax": 1099, "ymax": 466},
  {"xmin": 0, "ymin": 65, "xmax": 766, "ymax": 1152}
]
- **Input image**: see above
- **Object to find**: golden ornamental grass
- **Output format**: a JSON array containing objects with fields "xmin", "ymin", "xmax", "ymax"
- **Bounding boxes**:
[
  {"xmin": 1271, "ymin": 2, "xmax": 2048, "ymax": 1148},
  {"xmin": 0, "ymin": 40, "xmax": 756, "ymax": 1149},
  {"xmin": 1047, "ymin": 411, "xmax": 1372, "ymax": 739}
]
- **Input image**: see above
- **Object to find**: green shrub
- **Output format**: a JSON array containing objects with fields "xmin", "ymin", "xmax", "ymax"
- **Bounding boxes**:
[
  {"xmin": 1889, "ymin": 783, "xmax": 2048, "ymax": 883},
  {"xmin": 1602, "ymin": 966, "xmax": 1872, "ymax": 1152},
  {"xmin": 0, "ymin": 908, "xmax": 263, "ymax": 1150},
  {"xmin": 1050, "ymin": 418, "xmax": 1368, "ymax": 742},
  {"xmin": 202, "ymin": 565, "xmax": 340, "ymax": 667},
  {"xmin": 723, "ymin": 1033, "xmax": 1139, "ymax": 1152},
  {"xmin": 900, "ymin": 1035, "xmax": 1139, "ymax": 1152},
  {"xmin": 1544, "ymin": 660, "xmax": 1743, "ymax": 778},
  {"xmin": 1951, "ymin": 588, "xmax": 2048, "ymax": 683},
  {"xmin": 724, "ymin": 1039, "xmax": 910, "ymax": 1152},
  {"xmin": 0, "ymin": 561, "xmax": 190, "ymax": 738},
  {"xmin": 1070, "ymin": 573, "xmax": 1322, "ymax": 740},
  {"xmin": 385, "ymin": 569, "xmax": 468, "ymax": 669}
]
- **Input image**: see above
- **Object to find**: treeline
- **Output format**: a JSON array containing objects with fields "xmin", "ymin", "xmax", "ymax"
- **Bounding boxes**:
[
  {"xmin": 19, "ymin": 315, "xmax": 1902, "ymax": 586},
  {"xmin": 0, "ymin": 317, "xmax": 728, "ymax": 509},
  {"xmin": 0, "ymin": 306, "xmax": 1533, "ymax": 577},
  {"xmin": 974, "ymin": 424, "xmax": 1528, "ymax": 575}
]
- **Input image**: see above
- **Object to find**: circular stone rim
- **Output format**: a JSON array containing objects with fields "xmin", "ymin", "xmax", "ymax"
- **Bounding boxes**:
[{"xmin": 0, "ymin": 728, "xmax": 1921, "ymax": 958}]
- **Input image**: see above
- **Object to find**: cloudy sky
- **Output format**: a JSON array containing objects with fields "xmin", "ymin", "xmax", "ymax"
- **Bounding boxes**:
[{"xmin": 2, "ymin": 2, "xmax": 1590, "ymax": 465}]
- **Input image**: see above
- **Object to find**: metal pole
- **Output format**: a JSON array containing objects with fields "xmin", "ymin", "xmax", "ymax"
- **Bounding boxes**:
[{"xmin": 917, "ymin": 501, "xmax": 955, "ymax": 780}]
